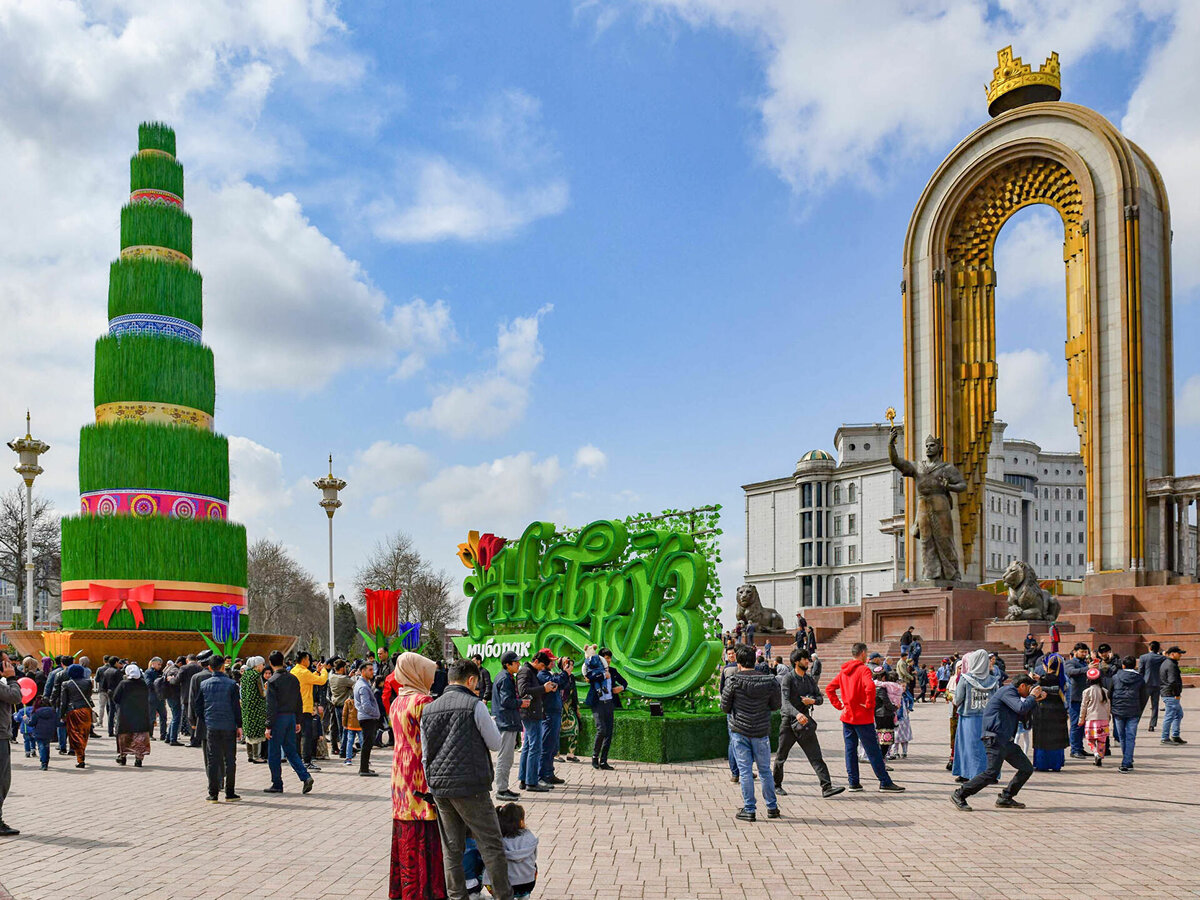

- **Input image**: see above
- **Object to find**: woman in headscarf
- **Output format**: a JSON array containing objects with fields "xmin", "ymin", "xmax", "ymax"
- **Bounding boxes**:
[
  {"xmin": 1031, "ymin": 652, "xmax": 1069, "ymax": 771},
  {"xmin": 57, "ymin": 663, "xmax": 93, "ymax": 768},
  {"xmin": 951, "ymin": 649, "xmax": 1000, "ymax": 782},
  {"xmin": 241, "ymin": 656, "xmax": 268, "ymax": 764},
  {"xmin": 556, "ymin": 655, "xmax": 581, "ymax": 762},
  {"xmin": 112, "ymin": 663, "xmax": 152, "ymax": 767},
  {"xmin": 388, "ymin": 651, "xmax": 444, "ymax": 900},
  {"xmin": 1023, "ymin": 634, "xmax": 1043, "ymax": 672}
]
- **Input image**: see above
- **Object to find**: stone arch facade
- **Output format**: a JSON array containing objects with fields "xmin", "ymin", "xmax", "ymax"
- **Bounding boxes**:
[{"xmin": 902, "ymin": 102, "xmax": 1173, "ymax": 581}]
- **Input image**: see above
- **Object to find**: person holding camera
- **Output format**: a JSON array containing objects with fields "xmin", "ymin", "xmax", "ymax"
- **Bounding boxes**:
[
  {"xmin": 952, "ymin": 674, "xmax": 1047, "ymax": 811},
  {"xmin": 773, "ymin": 648, "xmax": 844, "ymax": 799},
  {"xmin": 516, "ymin": 651, "xmax": 557, "ymax": 792}
]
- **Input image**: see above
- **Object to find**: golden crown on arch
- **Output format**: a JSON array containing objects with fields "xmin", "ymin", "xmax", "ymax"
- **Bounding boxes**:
[{"xmin": 986, "ymin": 46, "xmax": 1061, "ymax": 115}]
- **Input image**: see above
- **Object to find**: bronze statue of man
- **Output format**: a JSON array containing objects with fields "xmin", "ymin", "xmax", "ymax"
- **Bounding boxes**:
[{"xmin": 888, "ymin": 427, "xmax": 967, "ymax": 582}]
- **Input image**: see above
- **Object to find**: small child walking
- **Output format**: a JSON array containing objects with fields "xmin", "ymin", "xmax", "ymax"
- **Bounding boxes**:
[
  {"xmin": 483, "ymin": 803, "xmax": 539, "ymax": 899},
  {"xmin": 14, "ymin": 703, "xmax": 35, "ymax": 758},
  {"xmin": 1078, "ymin": 667, "xmax": 1112, "ymax": 767},
  {"xmin": 341, "ymin": 695, "xmax": 361, "ymax": 765},
  {"xmin": 31, "ymin": 697, "xmax": 58, "ymax": 770}
]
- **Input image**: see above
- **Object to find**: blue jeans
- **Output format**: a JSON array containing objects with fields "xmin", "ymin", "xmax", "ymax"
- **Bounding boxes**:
[
  {"xmin": 344, "ymin": 730, "xmax": 359, "ymax": 761},
  {"xmin": 842, "ymin": 722, "xmax": 894, "ymax": 787},
  {"xmin": 731, "ymin": 732, "xmax": 777, "ymax": 814},
  {"xmin": 151, "ymin": 697, "xmax": 168, "ymax": 740},
  {"xmin": 57, "ymin": 720, "xmax": 67, "ymax": 752},
  {"xmin": 519, "ymin": 720, "xmax": 543, "ymax": 786},
  {"xmin": 726, "ymin": 720, "xmax": 739, "ymax": 776},
  {"xmin": 167, "ymin": 697, "xmax": 182, "ymax": 743},
  {"xmin": 23, "ymin": 732, "xmax": 35, "ymax": 754},
  {"xmin": 1112, "ymin": 715, "xmax": 1138, "ymax": 768},
  {"xmin": 36, "ymin": 738, "xmax": 50, "ymax": 767},
  {"xmin": 1068, "ymin": 700, "xmax": 1084, "ymax": 754},
  {"xmin": 267, "ymin": 713, "xmax": 310, "ymax": 787},
  {"xmin": 540, "ymin": 709, "xmax": 562, "ymax": 780},
  {"xmin": 1162, "ymin": 697, "xmax": 1183, "ymax": 740}
]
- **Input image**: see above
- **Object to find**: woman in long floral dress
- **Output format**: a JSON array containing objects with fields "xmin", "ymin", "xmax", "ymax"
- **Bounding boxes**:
[
  {"xmin": 389, "ymin": 652, "xmax": 444, "ymax": 900},
  {"xmin": 240, "ymin": 657, "xmax": 267, "ymax": 763},
  {"xmin": 557, "ymin": 656, "xmax": 581, "ymax": 761}
]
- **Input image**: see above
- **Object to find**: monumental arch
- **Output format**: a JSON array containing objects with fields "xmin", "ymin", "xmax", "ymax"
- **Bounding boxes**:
[{"xmin": 902, "ymin": 48, "xmax": 1173, "ymax": 583}]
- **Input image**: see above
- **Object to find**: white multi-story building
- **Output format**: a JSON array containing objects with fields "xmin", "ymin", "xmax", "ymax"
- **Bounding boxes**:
[
  {"xmin": 742, "ymin": 420, "xmax": 1092, "ymax": 621},
  {"xmin": 0, "ymin": 578, "xmax": 54, "ymax": 627}
]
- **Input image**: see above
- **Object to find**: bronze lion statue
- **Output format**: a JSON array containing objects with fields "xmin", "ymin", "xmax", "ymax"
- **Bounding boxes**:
[
  {"xmin": 735, "ymin": 584, "xmax": 786, "ymax": 632},
  {"xmin": 1002, "ymin": 559, "xmax": 1061, "ymax": 621}
]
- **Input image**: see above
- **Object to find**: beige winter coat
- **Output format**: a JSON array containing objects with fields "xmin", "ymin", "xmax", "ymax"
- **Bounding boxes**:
[{"xmin": 1078, "ymin": 683, "xmax": 1111, "ymax": 725}]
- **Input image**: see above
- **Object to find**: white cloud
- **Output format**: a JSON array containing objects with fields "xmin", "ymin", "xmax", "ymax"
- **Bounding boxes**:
[
  {"xmin": 228, "ymin": 436, "xmax": 295, "ymax": 524},
  {"xmin": 996, "ymin": 349, "xmax": 1081, "ymax": 453},
  {"xmin": 418, "ymin": 451, "xmax": 564, "ymax": 528},
  {"xmin": 619, "ymin": 0, "xmax": 1152, "ymax": 193},
  {"xmin": 406, "ymin": 305, "xmax": 553, "ymax": 439},
  {"xmin": 574, "ymin": 444, "xmax": 608, "ymax": 476},
  {"xmin": 193, "ymin": 182, "xmax": 455, "ymax": 390},
  {"xmin": 1178, "ymin": 375, "xmax": 1200, "ymax": 427},
  {"xmin": 993, "ymin": 208, "xmax": 1066, "ymax": 303},
  {"xmin": 1122, "ymin": 1, "xmax": 1200, "ymax": 293},
  {"xmin": 368, "ymin": 91, "xmax": 569, "ymax": 242},
  {"xmin": 350, "ymin": 441, "xmax": 433, "ymax": 493}
]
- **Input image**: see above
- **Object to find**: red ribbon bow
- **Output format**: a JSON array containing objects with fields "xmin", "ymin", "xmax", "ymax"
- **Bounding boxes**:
[{"xmin": 89, "ymin": 583, "xmax": 155, "ymax": 628}]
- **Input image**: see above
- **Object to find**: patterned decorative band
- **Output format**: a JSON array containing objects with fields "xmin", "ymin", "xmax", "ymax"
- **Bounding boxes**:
[
  {"xmin": 95, "ymin": 401, "xmax": 213, "ymax": 431},
  {"xmin": 109, "ymin": 313, "xmax": 202, "ymax": 343},
  {"xmin": 137, "ymin": 148, "xmax": 175, "ymax": 161},
  {"xmin": 130, "ymin": 188, "xmax": 183, "ymax": 208},
  {"xmin": 61, "ymin": 579, "xmax": 245, "ymax": 611},
  {"xmin": 81, "ymin": 489, "xmax": 228, "ymax": 520},
  {"xmin": 119, "ymin": 245, "xmax": 191, "ymax": 265}
]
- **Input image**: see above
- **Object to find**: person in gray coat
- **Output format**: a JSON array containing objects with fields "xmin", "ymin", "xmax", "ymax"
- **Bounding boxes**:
[
  {"xmin": 1137, "ymin": 641, "xmax": 1165, "ymax": 732},
  {"xmin": 0, "ymin": 652, "xmax": 24, "ymax": 836}
]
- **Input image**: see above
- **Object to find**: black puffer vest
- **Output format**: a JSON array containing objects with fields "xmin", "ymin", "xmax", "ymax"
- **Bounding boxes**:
[{"xmin": 421, "ymin": 685, "xmax": 494, "ymax": 797}]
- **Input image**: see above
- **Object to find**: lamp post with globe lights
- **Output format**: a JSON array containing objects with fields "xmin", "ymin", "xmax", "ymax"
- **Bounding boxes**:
[
  {"xmin": 314, "ymin": 455, "xmax": 347, "ymax": 655},
  {"xmin": 8, "ymin": 412, "xmax": 49, "ymax": 630}
]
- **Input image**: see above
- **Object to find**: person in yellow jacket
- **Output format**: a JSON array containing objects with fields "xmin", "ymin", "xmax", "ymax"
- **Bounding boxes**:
[{"xmin": 290, "ymin": 652, "xmax": 329, "ymax": 769}]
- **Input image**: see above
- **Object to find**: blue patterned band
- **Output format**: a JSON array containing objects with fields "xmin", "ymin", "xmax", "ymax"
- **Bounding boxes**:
[{"xmin": 109, "ymin": 314, "xmax": 201, "ymax": 343}]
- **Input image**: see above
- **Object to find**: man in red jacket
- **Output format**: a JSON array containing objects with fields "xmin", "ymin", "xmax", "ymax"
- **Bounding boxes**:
[{"xmin": 825, "ymin": 643, "xmax": 905, "ymax": 794}]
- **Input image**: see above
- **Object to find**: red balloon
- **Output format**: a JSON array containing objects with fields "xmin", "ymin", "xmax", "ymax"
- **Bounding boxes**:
[{"xmin": 17, "ymin": 677, "xmax": 37, "ymax": 705}]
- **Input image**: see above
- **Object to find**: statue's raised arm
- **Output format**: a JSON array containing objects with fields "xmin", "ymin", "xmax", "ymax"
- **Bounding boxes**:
[{"xmin": 888, "ymin": 426, "xmax": 917, "ymax": 477}]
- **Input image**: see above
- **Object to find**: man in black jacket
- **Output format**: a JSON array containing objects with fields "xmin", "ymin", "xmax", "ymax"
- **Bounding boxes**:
[
  {"xmin": 97, "ymin": 657, "xmax": 123, "ymax": 737},
  {"xmin": 195, "ymin": 657, "xmax": 243, "ymax": 802},
  {"xmin": 491, "ymin": 652, "xmax": 527, "ymax": 801},
  {"xmin": 772, "ymin": 649, "xmax": 844, "ymax": 799},
  {"xmin": 1110, "ymin": 656, "xmax": 1148, "ymax": 770},
  {"xmin": 471, "ymin": 653, "xmax": 493, "ymax": 704},
  {"xmin": 176, "ymin": 654, "xmax": 202, "ymax": 738},
  {"xmin": 189, "ymin": 653, "xmax": 218, "ymax": 756},
  {"xmin": 515, "ymin": 651, "xmax": 556, "ymax": 792},
  {"xmin": 721, "ymin": 643, "xmax": 782, "ymax": 822},
  {"xmin": 718, "ymin": 646, "xmax": 739, "ymax": 782},
  {"xmin": 1160, "ymin": 646, "xmax": 1186, "ymax": 745},
  {"xmin": 422, "ymin": 659, "xmax": 512, "ymax": 900},
  {"xmin": 1137, "ymin": 641, "xmax": 1165, "ymax": 731},
  {"xmin": 263, "ymin": 650, "xmax": 313, "ymax": 794}
]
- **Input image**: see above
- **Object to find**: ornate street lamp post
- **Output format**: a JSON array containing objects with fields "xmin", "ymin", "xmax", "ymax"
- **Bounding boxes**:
[
  {"xmin": 8, "ymin": 412, "xmax": 49, "ymax": 630},
  {"xmin": 314, "ymin": 455, "xmax": 346, "ymax": 656}
]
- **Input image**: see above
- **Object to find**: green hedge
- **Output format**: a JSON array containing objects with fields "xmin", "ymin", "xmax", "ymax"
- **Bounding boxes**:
[
  {"xmin": 120, "ymin": 203, "xmax": 192, "ymax": 258},
  {"xmin": 573, "ymin": 710, "xmax": 781, "ymax": 763},
  {"xmin": 129, "ymin": 154, "xmax": 184, "ymax": 200},
  {"xmin": 61, "ymin": 515, "xmax": 248, "ymax": 587},
  {"xmin": 79, "ymin": 422, "xmax": 229, "ymax": 499},
  {"xmin": 108, "ymin": 258, "xmax": 202, "ymax": 327},
  {"xmin": 94, "ymin": 333, "xmax": 215, "ymax": 414},
  {"xmin": 62, "ymin": 607, "xmax": 248, "ymax": 633},
  {"xmin": 138, "ymin": 122, "xmax": 176, "ymax": 157}
]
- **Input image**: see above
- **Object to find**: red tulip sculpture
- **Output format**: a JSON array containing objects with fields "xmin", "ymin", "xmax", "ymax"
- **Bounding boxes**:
[{"xmin": 360, "ymin": 589, "xmax": 415, "ymax": 656}]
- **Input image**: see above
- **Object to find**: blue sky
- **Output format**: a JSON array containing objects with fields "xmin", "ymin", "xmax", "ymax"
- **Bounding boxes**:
[{"xmin": 2, "ymin": 1, "xmax": 1199, "ymax": 620}]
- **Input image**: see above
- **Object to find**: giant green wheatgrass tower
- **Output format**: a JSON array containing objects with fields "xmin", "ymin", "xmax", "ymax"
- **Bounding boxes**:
[{"xmin": 59, "ymin": 123, "xmax": 249, "ymax": 633}]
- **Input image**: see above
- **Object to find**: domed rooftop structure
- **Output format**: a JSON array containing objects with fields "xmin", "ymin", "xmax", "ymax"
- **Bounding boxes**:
[{"xmin": 799, "ymin": 449, "xmax": 834, "ymax": 462}]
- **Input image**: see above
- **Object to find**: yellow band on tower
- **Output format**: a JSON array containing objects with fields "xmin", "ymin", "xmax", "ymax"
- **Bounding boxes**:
[
  {"xmin": 119, "ymin": 245, "xmax": 191, "ymax": 265},
  {"xmin": 95, "ymin": 401, "xmax": 213, "ymax": 431}
]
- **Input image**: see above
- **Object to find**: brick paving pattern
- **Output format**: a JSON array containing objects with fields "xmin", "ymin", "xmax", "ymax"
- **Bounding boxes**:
[{"xmin": 1, "ymin": 691, "xmax": 1198, "ymax": 899}]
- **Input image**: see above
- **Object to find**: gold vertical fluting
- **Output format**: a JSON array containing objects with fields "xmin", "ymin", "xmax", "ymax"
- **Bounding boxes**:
[
  {"xmin": 1065, "ymin": 217, "xmax": 1092, "ymax": 565},
  {"xmin": 1124, "ymin": 205, "xmax": 1144, "ymax": 566}
]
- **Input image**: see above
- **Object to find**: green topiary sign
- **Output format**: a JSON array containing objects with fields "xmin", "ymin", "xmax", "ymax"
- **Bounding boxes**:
[{"xmin": 452, "ymin": 519, "xmax": 721, "ymax": 698}]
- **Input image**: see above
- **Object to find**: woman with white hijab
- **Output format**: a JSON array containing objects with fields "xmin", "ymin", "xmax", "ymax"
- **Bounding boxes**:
[
  {"xmin": 951, "ymin": 649, "xmax": 1000, "ymax": 783},
  {"xmin": 112, "ymin": 663, "xmax": 152, "ymax": 767}
]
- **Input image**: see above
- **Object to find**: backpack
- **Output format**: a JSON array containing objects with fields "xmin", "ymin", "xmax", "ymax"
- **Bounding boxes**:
[{"xmin": 874, "ymin": 685, "xmax": 896, "ymax": 723}]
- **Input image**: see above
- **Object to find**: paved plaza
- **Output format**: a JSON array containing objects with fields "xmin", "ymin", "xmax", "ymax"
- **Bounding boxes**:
[{"xmin": 1, "ymin": 691, "xmax": 1198, "ymax": 899}]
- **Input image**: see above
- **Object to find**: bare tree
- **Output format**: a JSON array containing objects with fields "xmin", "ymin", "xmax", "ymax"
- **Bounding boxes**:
[
  {"xmin": 0, "ymin": 487, "xmax": 60, "ymax": 622},
  {"xmin": 247, "ymin": 538, "xmax": 328, "ymax": 652},
  {"xmin": 354, "ymin": 532, "xmax": 460, "ymax": 653}
]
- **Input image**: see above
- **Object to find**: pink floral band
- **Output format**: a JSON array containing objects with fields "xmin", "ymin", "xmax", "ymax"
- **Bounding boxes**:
[{"xmin": 81, "ymin": 489, "xmax": 227, "ymax": 520}]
